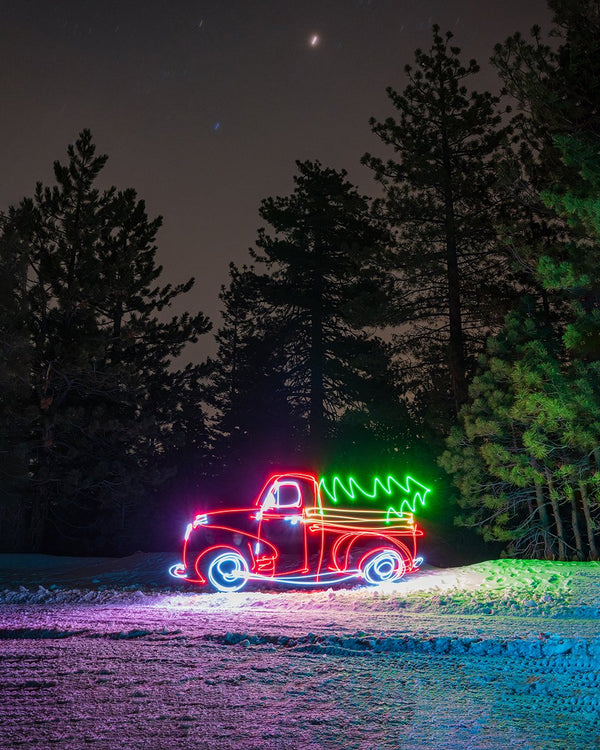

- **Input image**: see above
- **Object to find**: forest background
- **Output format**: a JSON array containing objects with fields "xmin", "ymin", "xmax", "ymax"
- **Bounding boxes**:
[{"xmin": 1, "ymin": 0, "xmax": 598, "ymax": 564}]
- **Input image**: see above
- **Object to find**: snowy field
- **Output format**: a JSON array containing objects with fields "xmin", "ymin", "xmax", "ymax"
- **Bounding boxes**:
[{"xmin": 1, "ymin": 553, "xmax": 599, "ymax": 749}]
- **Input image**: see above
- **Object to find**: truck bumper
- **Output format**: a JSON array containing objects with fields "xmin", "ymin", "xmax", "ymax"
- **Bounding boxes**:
[{"xmin": 168, "ymin": 562, "xmax": 189, "ymax": 579}]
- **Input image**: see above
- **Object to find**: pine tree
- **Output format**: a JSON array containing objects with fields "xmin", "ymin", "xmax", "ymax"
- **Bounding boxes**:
[
  {"xmin": 440, "ymin": 304, "xmax": 600, "ymax": 560},
  {"xmin": 491, "ymin": 1, "xmax": 600, "ymax": 322},
  {"xmin": 207, "ymin": 263, "xmax": 299, "ymax": 487},
  {"xmin": 363, "ymin": 26, "xmax": 515, "ymax": 423},
  {"xmin": 440, "ymin": 2, "xmax": 600, "ymax": 561},
  {"xmin": 252, "ymin": 160, "xmax": 394, "ymax": 457},
  {"xmin": 0, "ymin": 131, "xmax": 211, "ymax": 552},
  {"xmin": 0, "ymin": 224, "xmax": 34, "ymax": 547},
  {"xmin": 492, "ymin": 0, "xmax": 600, "ymax": 322},
  {"xmin": 209, "ymin": 160, "xmax": 403, "ymax": 468}
]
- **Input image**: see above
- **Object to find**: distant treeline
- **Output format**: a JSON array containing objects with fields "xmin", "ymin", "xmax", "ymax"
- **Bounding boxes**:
[{"xmin": 1, "ymin": 0, "xmax": 598, "ymax": 560}]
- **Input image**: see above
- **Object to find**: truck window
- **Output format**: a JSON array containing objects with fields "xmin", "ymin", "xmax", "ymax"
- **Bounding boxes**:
[{"xmin": 275, "ymin": 481, "xmax": 302, "ymax": 509}]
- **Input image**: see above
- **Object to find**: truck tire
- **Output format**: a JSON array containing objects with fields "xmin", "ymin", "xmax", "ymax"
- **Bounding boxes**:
[
  {"xmin": 359, "ymin": 549, "xmax": 405, "ymax": 585},
  {"xmin": 206, "ymin": 550, "xmax": 249, "ymax": 592}
]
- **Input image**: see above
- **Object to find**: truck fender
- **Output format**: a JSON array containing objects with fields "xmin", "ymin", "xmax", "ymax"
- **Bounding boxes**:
[
  {"xmin": 193, "ymin": 535, "xmax": 279, "ymax": 583},
  {"xmin": 332, "ymin": 532, "xmax": 413, "ymax": 573}
]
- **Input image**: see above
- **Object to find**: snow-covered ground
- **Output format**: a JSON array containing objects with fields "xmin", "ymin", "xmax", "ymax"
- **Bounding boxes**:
[{"xmin": 1, "ymin": 553, "xmax": 599, "ymax": 749}]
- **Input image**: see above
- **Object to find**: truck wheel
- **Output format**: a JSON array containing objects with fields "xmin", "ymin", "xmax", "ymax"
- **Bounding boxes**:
[
  {"xmin": 206, "ymin": 551, "xmax": 249, "ymax": 592},
  {"xmin": 360, "ymin": 549, "xmax": 405, "ymax": 585}
]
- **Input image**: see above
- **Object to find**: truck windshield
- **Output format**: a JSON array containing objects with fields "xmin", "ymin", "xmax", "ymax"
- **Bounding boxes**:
[
  {"xmin": 275, "ymin": 482, "xmax": 302, "ymax": 508},
  {"xmin": 260, "ymin": 481, "xmax": 302, "ymax": 510}
]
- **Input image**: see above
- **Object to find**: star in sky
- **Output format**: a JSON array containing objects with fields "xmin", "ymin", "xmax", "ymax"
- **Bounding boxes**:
[{"xmin": 309, "ymin": 33, "xmax": 320, "ymax": 47}]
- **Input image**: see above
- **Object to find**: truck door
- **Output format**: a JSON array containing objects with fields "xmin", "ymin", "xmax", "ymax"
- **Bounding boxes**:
[{"xmin": 256, "ymin": 479, "xmax": 308, "ymax": 574}]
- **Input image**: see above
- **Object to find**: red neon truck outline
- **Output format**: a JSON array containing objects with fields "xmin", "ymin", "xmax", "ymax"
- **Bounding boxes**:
[{"xmin": 169, "ymin": 472, "xmax": 426, "ymax": 591}]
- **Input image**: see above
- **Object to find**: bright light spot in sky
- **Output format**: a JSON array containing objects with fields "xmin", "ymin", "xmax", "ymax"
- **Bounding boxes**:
[{"xmin": 309, "ymin": 34, "xmax": 320, "ymax": 47}]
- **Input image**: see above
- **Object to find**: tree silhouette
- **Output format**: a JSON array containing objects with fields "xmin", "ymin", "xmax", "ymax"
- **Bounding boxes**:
[
  {"xmin": 0, "ymin": 131, "xmax": 211, "ymax": 552},
  {"xmin": 364, "ymin": 26, "xmax": 515, "ymax": 425}
]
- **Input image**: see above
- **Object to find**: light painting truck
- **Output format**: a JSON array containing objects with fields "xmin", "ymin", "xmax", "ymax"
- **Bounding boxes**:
[{"xmin": 170, "ymin": 472, "xmax": 428, "ymax": 592}]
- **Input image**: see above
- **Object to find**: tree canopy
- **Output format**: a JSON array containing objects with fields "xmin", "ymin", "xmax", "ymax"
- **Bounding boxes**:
[
  {"xmin": 363, "ymin": 26, "xmax": 515, "ymax": 424},
  {"xmin": 0, "ymin": 130, "xmax": 211, "ymax": 553}
]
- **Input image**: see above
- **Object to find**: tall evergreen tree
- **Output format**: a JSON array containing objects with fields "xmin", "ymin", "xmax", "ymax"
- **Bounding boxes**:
[
  {"xmin": 0, "ymin": 225, "xmax": 34, "ymax": 545},
  {"xmin": 0, "ymin": 131, "xmax": 211, "ymax": 552},
  {"xmin": 443, "ymin": 1, "xmax": 600, "ymax": 560},
  {"xmin": 207, "ymin": 263, "xmax": 299, "ymax": 486},
  {"xmin": 363, "ymin": 26, "xmax": 515, "ymax": 424},
  {"xmin": 252, "ymin": 160, "xmax": 394, "ymax": 458},
  {"xmin": 210, "ymin": 160, "xmax": 404, "ymax": 467},
  {"xmin": 491, "ymin": 0, "xmax": 600, "ymax": 330},
  {"xmin": 440, "ymin": 305, "xmax": 600, "ymax": 560}
]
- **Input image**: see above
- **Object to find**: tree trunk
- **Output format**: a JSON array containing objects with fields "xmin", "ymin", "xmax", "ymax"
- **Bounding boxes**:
[
  {"xmin": 579, "ymin": 480, "xmax": 599, "ymax": 560},
  {"xmin": 309, "ymin": 242, "xmax": 325, "ymax": 457},
  {"xmin": 566, "ymin": 485, "xmax": 584, "ymax": 560},
  {"xmin": 0, "ymin": 498, "xmax": 27, "ymax": 552},
  {"xmin": 110, "ymin": 299, "xmax": 123, "ymax": 366},
  {"xmin": 439, "ymin": 82, "xmax": 467, "ymax": 416},
  {"xmin": 534, "ymin": 481, "xmax": 553, "ymax": 558},
  {"xmin": 545, "ymin": 469, "xmax": 567, "ymax": 560},
  {"xmin": 29, "ymin": 495, "xmax": 48, "ymax": 552}
]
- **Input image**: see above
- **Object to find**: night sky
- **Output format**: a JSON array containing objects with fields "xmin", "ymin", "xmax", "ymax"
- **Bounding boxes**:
[{"xmin": 2, "ymin": 0, "xmax": 551, "ymax": 357}]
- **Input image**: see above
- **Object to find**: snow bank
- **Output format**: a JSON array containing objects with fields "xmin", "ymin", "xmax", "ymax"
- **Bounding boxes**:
[
  {"xmin": 1, "ymin": 554, "xmax": 598, "ymax": 621},
  {"xmin": 214, "ymin": 629, "xmax": 600, "ymax": 661}
]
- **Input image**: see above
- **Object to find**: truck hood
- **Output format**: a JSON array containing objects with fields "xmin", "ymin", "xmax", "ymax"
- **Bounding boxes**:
[{"xmin": 194, "ymin": 507, "xmax": 258, "ymax": 532}]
